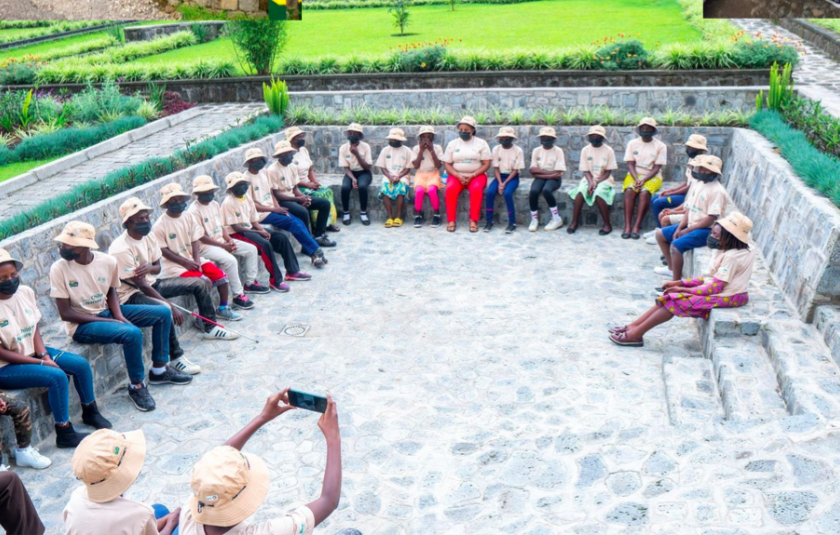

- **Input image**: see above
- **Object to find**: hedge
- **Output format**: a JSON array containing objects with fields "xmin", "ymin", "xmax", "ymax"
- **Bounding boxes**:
[
  {"xmin": 0, "ymin": 114, "xmax": 282, "ymax": 240},
  {"xmin": 0, "ymin": 21, "xmax": 109, "ymax": 45}
]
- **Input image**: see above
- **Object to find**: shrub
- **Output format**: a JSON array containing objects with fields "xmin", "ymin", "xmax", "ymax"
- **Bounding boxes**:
[
  {"xmin": 263, "ymin": 78, "xmax": 290, "ymax": 116},
  {"xmin": 104, "ymin": 25, "xmax": 126, "ymax": 44},
  {"xmin": 733, "ymin": 40, "xmax": 800, "ymax": 69},
  {"xmin": 0, "ymin": 21, "xmax": 108, "ymax": 44},
  {"xmin": 161, "ymin": 91, "xmax": 196, "ymax": 117},
  {"xmin": 135, "ymin": 102, "xmax": 160, "ymax": 121},
  {"xmin": 595, "ymin": 40, "xmax": 648, "ymax": 70},
  {"xmin": 395, "ymin": 41, "xmax": 450, "ymax": 71},
  {"xmin": 37, "ymin": 36, "xmax": 119, "ymax": 62},
  {"xmin": 228, "ymin": 20, "xmax": 288, "ymax": 76},
  {"xmin": 0, "ymin": 57, "xmax": 40, "ymax": 85},
  {"xmin": 68, "ymin": 82, "xmax": 143, "ymax": 124},
  {"xmin": 63, "ymin": 31, "xmax": 198, "ymax": 66},
  {"xmin": 781, "ymin": 97, "xmax": 840, "ymax": 159},
  {"xmin": 756, "ymin": 62, "xmax": 794, "ymax": 112}
]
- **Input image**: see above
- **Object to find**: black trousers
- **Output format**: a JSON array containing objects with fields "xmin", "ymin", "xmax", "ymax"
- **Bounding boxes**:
[
  {"xmin": 341, "ymin": 171, "xmax": 373, "ymax": 213},
  {"xmin": 529, "ymin": 178, "xmax": 561, "ymax": 211},
  {"xmin": 0, "ymin": 472, "xmax": 44, "ymax": 535},
  {"xmin": 235, "ymin": 229, "xmax": 300, "ymax": 287},
  {"xmin": 280, "ymin": 198, "xmax": 331, "ymax": 238}
]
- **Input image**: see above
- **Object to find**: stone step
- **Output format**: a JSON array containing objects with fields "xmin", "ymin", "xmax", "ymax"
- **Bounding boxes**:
[
  {"xmin": 711, "ymin": 338, "xmax": 788, "ymax": 421},
  {"xmin": 762, "ymin": 319, "xmax": 840, "ymax": 420},
  {"xmin": 662, "ymin": 355, "xmax": 724, "ymax": 428},
  {"xmin": 814, "ymin": 305, "xmax": 840, "ymax": 369}
]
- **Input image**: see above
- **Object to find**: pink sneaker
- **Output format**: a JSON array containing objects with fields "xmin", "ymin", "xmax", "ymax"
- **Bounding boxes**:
[
  {"xmin": 285, "ymin": 272, "xmax": 312, "ymax": 282},
  {"xmin": 270, "ymin": 282, "xmax": 291, "ymax": 293}
]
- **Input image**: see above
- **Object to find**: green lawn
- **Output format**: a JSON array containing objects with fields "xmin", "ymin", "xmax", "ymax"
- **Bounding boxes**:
[
  {"xmin": 130, "ymin": 0, "xmax": 701, "ymax": 70},
  {"xmin": 0, "ymin": 31, "xmax": 112, "ymax": 60},
  {"xmin": 0, "ymin": 158, "xmax": 60, "ymax": 183},
  {"xmin": 0, "ymin": 28, "xmax": 45, "ymax": 41}
]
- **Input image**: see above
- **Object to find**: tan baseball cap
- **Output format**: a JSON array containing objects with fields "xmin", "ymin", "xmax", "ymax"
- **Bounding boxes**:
[
  {"xmin": 0, "ymin": 248, "xmax": 23, "ymax": 271},
  {"xmin": 192, "ymin": 175, "xmax": 220, "ymax": 194},
  {"xmin": 638, "ymin": 117, "xmax": 658, "ymax": 129},
  {"xmin": 417, "ymin": 125, "xmax": 436, "ymax": 137},
  {"xmin": 271, "ymin": 140, "xmax": 296, "ymax": 158},
  {"xmin": 456, "ymin": 116, "xmax": 477, "ymax": 129},
  {"xmin": 54, "ymin": 221, "xmax": 99, "ymax": 249},
  {"xmin": 119, "ymin": 197, "xmax": 152, "ymax": 224},
  {"xmin": 386, "ymin": 128, "xmax": 407, "ymax": 142},
  {"xmin": 718, "ymin": 212, "xmax": 752, "ymax": 245},
  {"xmin": 189, "ymin": 446, "xmax": 270, "ymax": 527},
  {"xmin": 495, "ymin": 126, "xmax": 517, "ymax": 139},
  {"xmin": 159, "ymin": 183, "xmax": 189, "ymax": 207},
  {"xmin": 346, "ymin": 123, "xmax": 364, "ymax": 134},
  {"xmin": 538, "ymin": 127, "xmax": 557, "ymax": 139},
  {"xmin": 283, "ymin": 126, "xmax": 305, "ymax": 142},
  {"xmin": 72, "ymin": 429, "xmax": 147, "ymax": 503},
  {"xmin": 587, "ymin": 125, "xmax": 607, "ymax": 138},
  {"xmin": 243, "ymin": 148, "xmax": 266, "ymax": 167},
  {"xmin": 689, "ymin": 154, "xmax": 723, "ymax": 175},
  {"xmin": 225, "ymin": 172, "xmax": 250, "ymax": 190},
  {"xmin": 685, "ymin": 134, "xmax": 708, "ymax": 151}
]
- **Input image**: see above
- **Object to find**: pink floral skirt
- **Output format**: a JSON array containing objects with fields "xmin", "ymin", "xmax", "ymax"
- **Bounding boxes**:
[{"xmin": 656, "ymin": 292, "xmax": 749, "ymax": 319}]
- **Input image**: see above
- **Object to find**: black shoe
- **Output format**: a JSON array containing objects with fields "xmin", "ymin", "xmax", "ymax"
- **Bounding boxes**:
[
  {"xmin": 484, "ymin": 221, "xmax": 493, "ymax": 232},
  {"xmin": 505, "ymin": 224, "xmax": 516, "ymax": 234},
  {"xmin": 55, "ymin": 423, "xmax": 89, "ymax": 449},
  {"xmin": 233, "ymin": 295, "xmax": 255, "ymax": 310},
  {"xmin": 342, "ymin": 212, "xmax": 351, "ymax": 225},
  {"xmin": 414, "ymin": 215, "xmax": 423, "ymax": 228},
  {"xmin": 128, "ymin": 383, "xmax": 156, "ymax": 411},
  {"xmin": 360, "ymin": 212, "xmax": 371, "ymax": 226},
  {"xmin": 315, "ymin": 235, "xmax": 337, "ymax": 247},
  {"xmin": 81, "ymin": 402, "xmax": 112, "ymax": 429},
  {"xmin": 431, "ymin": 215, "xmax": 441, "ymax": 228},
  {"xmin": 567, "ymin": 226, "xmax": 577, "ymax": 234},
  {"xmin": 244, "ymin": 282, "xmax": 270, "ymax": 294},
  {"xmin": 148, "ymin": 365, "xmax": 193, "ymax": 385}
]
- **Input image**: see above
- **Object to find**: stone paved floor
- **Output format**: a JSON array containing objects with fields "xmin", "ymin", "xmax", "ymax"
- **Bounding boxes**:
[
  {"xmin": 0, "ymin": 104, "xmax": 264, "ymax": 221},
  {"xmin": 13, "ymin": 225, "xmax": 840, "ymax": 534}
]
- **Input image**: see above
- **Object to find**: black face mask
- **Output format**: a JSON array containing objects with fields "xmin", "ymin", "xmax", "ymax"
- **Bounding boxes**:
[
  {"xmin": 294, "ymin": 138, "xmax": 305, "ymax": 148},
  {"xmin": 706, "ymin": 236, "xmax": 721, "ymax": 250},
  {"xmin": 639, "ymin": 131, "xmax": 655, "ymax": 140},
  {"xmin": 250, "ymin": 160, "xmax": 266, "ymax": 172},
  {"xmin": 0, "ymin": 277, "xmax": 20, "ymax": 296},
  {"xmin": 348, "ymin": 135, "xmax": 361, "ymax": 144},
  {"xmin": 388, "ymin": 140, "xmax": 402, "ymax": 148},
  {"xmin": 692, "ymin": 170, "xmax": 717, "ymax": 183},
  {"xmin": 541, "ymin": 139, "xmax": 555, "ymax": 148},
  {"xmin": 588, "ymin": 136, "xmax": 604, "ymax": 147},
  {"xmin": 167, "ymin": 202, "xmax": 188, "ymax": 214},
  {"xmin": 278, "ymin": 155, "xmax": 294, "ymax": 166},
  {"xmin": 198, "ymin": 193, "xmax": 216, "ymax": 204},
  {"xmin": 59, "ymin": 248, "xmax": 80, "ymax": 261},
  {"xmin": 686, "ymin": 148, "xmax": 701, "ymax": 159},
  {"xmin": 133, "ymin": 222, "xmax": 152, "ymax": 236},
  {"xmin": 231, "ymin": 184, "xmax": 250, "ymax": 197},
  {"xmin": 459, "ymin": 131, "xmax": 472, "ymax": 141},
  {"xmin": 500, "ymin": 138, "xmax": 513, "ymax": 148}
]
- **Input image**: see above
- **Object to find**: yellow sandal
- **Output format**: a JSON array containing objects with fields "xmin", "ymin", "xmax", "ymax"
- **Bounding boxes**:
[{"xmin": 385, "ymin": 219, "xmax": 394, "ymax": 228}]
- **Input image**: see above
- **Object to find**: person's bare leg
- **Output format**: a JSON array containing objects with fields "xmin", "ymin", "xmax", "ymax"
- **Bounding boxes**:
[
  {"xmin": 623, "ymin": 189, "xmax": 636, "ymax": 234},
  {"xmin": 218, "ymin": 282, "xmax": 229, "ymax": 304},
  {"xmin": 383, "ymin": 196, "xmax": 393, "ymax": 220},
  {"xmin": 624, "ymin": 307, "xmax": 674, "ymax": 341},
  {"xmin": 570, "ymin": 195, "xmax": 584, "ymax": 229},
  {"xmin": 632, "ymin": 191, "xmax": 651, "ymax": 234},
  {"xmin": 657, "ymin": 229, "xmax": 672, "ymax": 268},
  {"xmin": 670, "ymin": 246, "xmax": 684, "ymax": 281},
  {"xmin": 396, "ymin": 195, "xmax": 405, "ymax": 220},
  {"xmin": 595, "ymin": 197, "xmax": 612, "ymax": 232}
]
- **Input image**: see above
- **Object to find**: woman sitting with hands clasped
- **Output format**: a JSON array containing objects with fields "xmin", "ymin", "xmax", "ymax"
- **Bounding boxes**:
[{"xmin": 609, "ymin": 212, "xmax": 754, "ymax": 347}]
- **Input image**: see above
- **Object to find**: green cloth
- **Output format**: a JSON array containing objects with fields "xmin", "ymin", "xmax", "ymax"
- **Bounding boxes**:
[
  {"xmin": 299, "ymin": 186, "xmax": 337, "ymax": 226},
  {"xmin": 568, "ymin": 177, "xmax": 615, "ymax": 206}
]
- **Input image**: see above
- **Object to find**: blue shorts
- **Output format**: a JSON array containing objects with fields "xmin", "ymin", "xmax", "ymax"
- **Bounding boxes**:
[{"xmin": 661, "ymin": 225, "xmax": 711, "ymax": 254}]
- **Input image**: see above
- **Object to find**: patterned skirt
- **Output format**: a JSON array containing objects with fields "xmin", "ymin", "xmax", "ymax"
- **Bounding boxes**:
[
  {"xmin": 656, "ymin": 292, "xmax": 749, "ymax": 319},
  {"xmin": 622, "ymin": 173, "xmax": 663, "ymax": 195},
  {"xmin": 379, "ymin": 180, "xmax": 409, "ymax": 200},
  {"xmin": 299, "ymin": 186, "xmax": 337, "ymax": 227}
]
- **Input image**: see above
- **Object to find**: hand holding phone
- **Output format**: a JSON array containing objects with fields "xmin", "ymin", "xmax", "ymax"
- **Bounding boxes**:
[
  {"xmin": 260, "ymin": 387, "xmax": 296, "ymax": 422},
  {"xmin": 288, "ymin": 389, "xmax": 329, "ymax": 413}
]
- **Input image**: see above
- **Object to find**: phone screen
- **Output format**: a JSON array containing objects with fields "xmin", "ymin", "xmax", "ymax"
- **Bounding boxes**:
[{"xmin": 288, "ymin": 389, "xmax": 328, "ymax": 413}]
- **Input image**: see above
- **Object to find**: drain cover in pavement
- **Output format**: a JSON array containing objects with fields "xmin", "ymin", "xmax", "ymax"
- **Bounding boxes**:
[{"xmin": 282, "ymin": 324, "xmax": 310, "ymax": 337}]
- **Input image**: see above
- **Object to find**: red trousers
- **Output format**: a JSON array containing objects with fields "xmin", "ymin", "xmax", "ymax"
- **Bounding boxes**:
[
  {"xmin": 445, "ymin": 173, "xmax": 487, "ymax": 223},
  {"xmin": 180, "ymin": 261, "xmax": 227, "ymax": 284}
]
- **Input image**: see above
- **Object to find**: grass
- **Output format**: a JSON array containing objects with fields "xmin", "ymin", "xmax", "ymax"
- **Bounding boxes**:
[
  {"xmin": 0, "ymin": 28, "xmax": 44, "ymax": 40},
  {"xmin": 0, "ymin": 157, "xmax": 59, "ymax": 183},
  {"xmin": 810, "ymin": 20, "xmax": 840, "ymax": 35},
  {"xmin": 131, "ymin": 0, "xmax": 702, "ymax": 68},
  {"xmin": 0, "ymin": 31, "xmax": 113, "ymax": 60}
]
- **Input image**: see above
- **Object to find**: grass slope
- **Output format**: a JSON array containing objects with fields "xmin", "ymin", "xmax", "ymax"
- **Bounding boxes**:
[{"xmin": 0, "ymin": 158, "xmax": 59, "ymax": 183}]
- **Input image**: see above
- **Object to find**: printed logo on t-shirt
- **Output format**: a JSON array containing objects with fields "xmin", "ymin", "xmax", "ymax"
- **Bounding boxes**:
[
  {"xmin": 587, "ymin": 157, "xmax": 593, "ymax": 161},
  {"xmin": 0, "ymin": 318, "xmax": 8, "ymax": 328},
  {"xmin": 235, "ymin": 212, "xmax": 242, "ymax": 217},
  {"xmin": 633, "ymin": 151, "xmax": 639, "ymax": 156},
  {"xmin": 68, "ymin": 280, "xmax": 79, "ymax": 288},
  {"xmin": 204, "ymin": 217, "xmax": 209, "ymax": 222},
  {"xmin": 97, "ymin": 276, "xmax": 107, "ymax": 284},
  {"xmin": 81, "ymin": 294, "xmax": 104, "ymax": 306},
  {"xmin": 169, "ymin": 233, "xmax": 177, "ymax": 240}
]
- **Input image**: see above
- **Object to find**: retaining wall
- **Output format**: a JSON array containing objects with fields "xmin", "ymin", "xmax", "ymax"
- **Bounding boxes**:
[
  {"xmin": 776, "ymin": 19, "xmax": 840, "ymax": 63},
  {"xmin": 124, "ymin": 21, "xmax": 227, "ymax": 42}
]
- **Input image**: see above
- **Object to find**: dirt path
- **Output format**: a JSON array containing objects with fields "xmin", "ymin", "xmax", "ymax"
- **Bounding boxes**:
[{"xmin": 1, "ymin": 0, "xmax": 174, "ymax": 20}]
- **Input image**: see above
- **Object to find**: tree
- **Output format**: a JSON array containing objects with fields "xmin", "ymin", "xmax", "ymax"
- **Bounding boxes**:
[
  {"xmin": 227, "ymin": 19, "xmax": 289, "ymax": 76},
  {"xmin": 388, "ymin": 0, "xmax": 411, "ymax": 36},
  {"xmin": 449, "ymin": 0, "xmax": 455, "ymax": 10}
]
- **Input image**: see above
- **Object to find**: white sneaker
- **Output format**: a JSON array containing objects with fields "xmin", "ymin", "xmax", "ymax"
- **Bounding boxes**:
[
  {"xmin": 643, "ymin": 230, "xmax": 656, "ymax": 239},
  {"xmin": 203, "ymin": 325, "xmax": 239, "ymax": 340},
  {"xmin": 654, "ymin": 266, "xmax": 672, "ymax": 277},
  {"xmin": 529, "ymin": 219, "xmax": 539, "ymax": 232},
  {"xmin": 0, "ymin": 464, "xmax": 9, "ymax": 472},
  {"xmin": 646, "ymin": 236, "xmax": 658, "ymax": 245},
  {"xmin": 545, "ymin": 218, "xmax": 564, "ymax": 231},
  {"xmin": 14, "ymin": 446, "xmax": 51, "ymax": 470},
  {"xmin": 170, "ymin": 356, "xmax": 201, "ymax": 375}
]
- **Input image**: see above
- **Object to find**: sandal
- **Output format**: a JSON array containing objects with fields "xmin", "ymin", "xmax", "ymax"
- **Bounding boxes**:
[
  {"xmin": 447, "ymin": 222, "xmax": 456, "ymax": 233},
  {"xmin": 630, "ymin": 233, "xmax": 640, "ymax": 240},
  {"xmin": 621, "ymin": 233, "xmax": 631, "ymax": 239},
  {"xmin": 608, "ymin": 325, "xmax": 628, "ymax": 334},
  {"xmin": 327, "ymin": 225, "xmax": 341, "ymax": 233},
  {"xmin": 469, "ymin": 222, "xmax": 479, "ymax": 233},
  {"xmin": 609, "ymin": 332, "xmax": 644, "ymax": 347},
  {"xmin": 599, "ymin": 227, "xmax": 612, "ymax": 236}
]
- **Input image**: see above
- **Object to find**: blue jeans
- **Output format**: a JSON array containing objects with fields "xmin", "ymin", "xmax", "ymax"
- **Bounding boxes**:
[
  {"xmin": 661, "ymin": 224, "xmax": 712, "ymax": 254},
  {"xmin": 485, "ymin": 174, "xmax": 520, "ymax": 225},
  {"xmin": 72, "ymin": 305, "xmax": 171, "ymax": 384},
  {"xmin": 261, "ymin": 212, "xmax": 320, "ymax": 256},
  {"xmin": 651, "ymin": 194, "xmax": 686, "ymax": 228},
  {"xmin": 0, "ymin": 348, "xmax": 95, "ymax": 424},
  {"xmin": 152, "ymin": 504, "xmax": 179, "ymax": 535}
]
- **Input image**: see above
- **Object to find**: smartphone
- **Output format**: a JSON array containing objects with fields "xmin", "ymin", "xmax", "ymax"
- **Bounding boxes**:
[{"xmin": 288, "ymin": 389, "xmax": 328, "ymax": 413}]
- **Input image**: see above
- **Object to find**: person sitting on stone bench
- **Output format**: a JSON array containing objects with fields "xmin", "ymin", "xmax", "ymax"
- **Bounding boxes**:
[
  {"xmin": 609, "ymin": 212, "xmax": 754, "ymax": 347},
  {"xmin": 284, "ymin": 126, "xmax": 342, "ymax": 233},
  {"xmin": 527, "ymin": 126, "xmax": 566, "ymax": 232},
  {"xmin": 338, "ymin": 122, "xmax": 374, "ymax": 226},
  {"xmin": 622, "ymin": 117, "xmax": 667, "ymax": 240},
  {"xmin": 176, "ymin": 388, "xmax": 342, "ymax": 535},
  {"xmin": 50, "ymin": 221, "xmax": 191, "ymax": 413},
  {"xmin": 485, "ymin": 126, "xmax": 525, "ymax": 234},
  {"xmin": 643, "ymin": 134, "xmax": 709, "ymax": 245},
  {"xmin": 0, "ymin": 470, "xmax": 45, "ymax": 535},
  {"xmin": 376, "ymin": 128, "xmax": 413, "ymax": 228},
  {"xmin": 410, "ymin": 125, "xmax": 445, "ymax": 228},
  {"xmin": 567, "ymin": 125, "xmax": 618, "ymax": 236},
  {"xmin": 0, "ymin": 390, "xmax": 51, "ymax": 469},
  {"xmin": 444, "ymin": 116, "xmax": 492, "ymax": 233},
  {"xmin": 0, "ymin": 247, "xmax": 112, "ymax": 451}
]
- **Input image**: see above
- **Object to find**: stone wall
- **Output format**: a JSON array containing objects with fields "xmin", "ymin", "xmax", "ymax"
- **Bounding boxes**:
[
  {"xmin": 721, "ymin": 128, "xmax": 840, "ymax": 321},
  {"xmin": 124, "ymin": 21, "xmax": 227, "ymax": 42}
]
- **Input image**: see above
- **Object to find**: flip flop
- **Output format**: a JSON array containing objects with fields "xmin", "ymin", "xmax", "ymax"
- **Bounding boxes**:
[
  {"xmin": 599, "ymin": 228, "xmax": 612, "ymax": 236},
  {"xmin": 609, "ymin": 332, "xmax": 644, "ymax": 347},
  {"xmin": 447, "ymin": 223, "xmax": 456, "ymax": 233},
  {"xmin": 469, "ymin": 222, "xmax": 479, "ymax": 233},
  {"xmin": 608, "ymin": 325, "xmax": 628, "ymax": 334},
  {"xmin": 621, "ymin": 233, "xmax": 631, "ymax": 239}
]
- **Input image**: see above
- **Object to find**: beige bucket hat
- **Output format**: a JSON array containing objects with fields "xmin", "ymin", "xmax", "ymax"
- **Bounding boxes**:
[
  {"xmin": 243, "ymin": 148, "xmax": 267, "ymax": 167},
  {"xmin": 54, "ymin": 221, "xmax": 99, "ymax": 249},
  {"xmin": 189, "ymin": 446, "xmax": 270, "ymax": 527},
  {"xmin": 587, "ymin": 125, "xmax": 607, "ymax": 138},
  {"xmin": 0, "ymin": 248, "xmax": 23, "ymax": 271},
  {"xmin": 495, "ymin": 126, "xmax": 517, "ymax": 139},
  {"xmin": 638, "ymin": 117, "xmax": 658, "ymax": 129},
  {"xmin": 386, "ymin": 128, "xmax": 407, "ymax": 142},
  {"xmin": 72, "ymin": 429, "xmax": 147, "ymax": 503},
  {"xmin": 192, "ymin": 175, "xmax": 220, "ymax": 194},
  {"xmin": 225, "ymin": 172, "xmax": 250, "ymax": 190},
  {"xmin": 346, "ymin": 123, "xmax": 364, "ymax": 134},
  {"xmin": 685, "ymin": 134, "xmax": 708, "ymax": 151},
  {"xmin": 718, "ymin": 212, "xmax": 752, "ymax": 245},
  {"xmin": 119, "ymin": 197, "xmax": 152, "ymax": 224},
  {"xmin": 283, "ymin": 126, "xmax": 305, "ymax": 142},
  {"xmin": 158, "ymin": 183, "xmax": 189, "ymax": 207},
  {"xmin": 271, "ymin": 140, "xmax": 296, "ymax": 158},
  {"xmin": 456, "ymin": 116, "xmax": 477, "ymax": 129},
  {"xmin": 417, "ymin": 125, "xmax": 436, "ymax": 137},
  {"xmin": 538, "ymin": 127, "xmax": 557, "ymax": 139},
  {"xmin": 689, "ymin": 154, "xmax": 723, "ymax": 175}
]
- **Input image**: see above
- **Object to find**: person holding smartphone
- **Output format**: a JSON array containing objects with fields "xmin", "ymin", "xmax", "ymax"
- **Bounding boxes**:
[{"xmin": 176, "ymin": 388, "xmax": 342, "ymax": 535}]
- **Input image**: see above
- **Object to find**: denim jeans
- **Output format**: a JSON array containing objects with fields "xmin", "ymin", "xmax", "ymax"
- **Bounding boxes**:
[
  {"xmin": 72, "ymin": 305, "xmax": 171, "ymax": 384},
  {"xmin": 651, "ymin": 193, "xmax": 686, "ymax": 228},
  {"xmin": 0, "ymin": 348, "xmax": 95, "ymax": 424},
  {"xmin": 262, "ymin": 211, "xmax": 320, "ymax": 256},
  {"xmin": 485, "ymin": 174, "xmax": 520, "ymax": 225},
  {"xmin": 152, "ymin": 504, "xmax": 179, "ymax": 535}
]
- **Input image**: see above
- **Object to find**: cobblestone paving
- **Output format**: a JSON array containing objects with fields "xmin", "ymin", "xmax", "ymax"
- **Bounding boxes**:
[
  {"xmin": 734, "ymin": 19, "xmax": 840, "ymax": 92},
  {"xmin": 13, "ymin": 226, "xmax": 840, "ymax": 534},
  {"xmin": 709, "ymin": 1, "xmax": 839, "ymax": 19},
  {"xmin": 0, "ymin": 104, "xmax": 264, "ymax": 221}
]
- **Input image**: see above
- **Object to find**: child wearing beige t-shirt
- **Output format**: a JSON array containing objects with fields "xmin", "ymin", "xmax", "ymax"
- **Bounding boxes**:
[{"xmin": 485, "ymin": 127, "xmax": 524, "ymax": 234}]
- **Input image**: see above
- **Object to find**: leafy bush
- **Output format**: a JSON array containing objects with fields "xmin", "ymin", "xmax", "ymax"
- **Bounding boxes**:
[
  {"xmin": 0, "ymin": 57, "xmax": 41, "ymax": 85},
  {"xmin": 756, "ymin": 62, "xmax": 794, "ymax": 112},
  {"xmin": 68, "ymin": 82, "xmax": 143, "ymax": 124},
  {"xmin": 780, "ymin": 97, "xmax": 840, "ymax": 159},
  {"xmin": 61, "ymin": 31, "xmax": 198, "ymax": 66},
  {"xmin": 228, "ymin": 20, "xmax": 288, "ymax": 76},
  {"xmin": 263, "ymin": 78, "xmax": 290, "ymax": 116},
  {"xmin": 595, "ymin": 40, "xmax": 648, "ymax": 70},
  {"xmin": 34, "ymin": 59, "xmax": 236, "ymax": 84},
  {"xmin": 104, "ymin": 25, "xmax": 126, "ymax": 44},
  {"xmin": 135, "ymin": 102, "xmax": 160, "ymax": 121},
  {"xmin": 732, "ymin": 40, "xmax": 800, "ymax": 69},
  {"xmin": 36, "ymin": 36, "xmax": 119, "ymax": 61},
  {"xmin": 177, "ymin": 4, "xmax": 230, "ymax": 19},
  {"xmin": 396, "ymin": 43, "xmax": 448, "ymax": 71},
  {"xmin": 0, "ymin": 21, "xmax": 55, "ymax": 29},
  {"xmin": 161, "ymin": 91, "xmax": 196, "ymax": 117}
]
